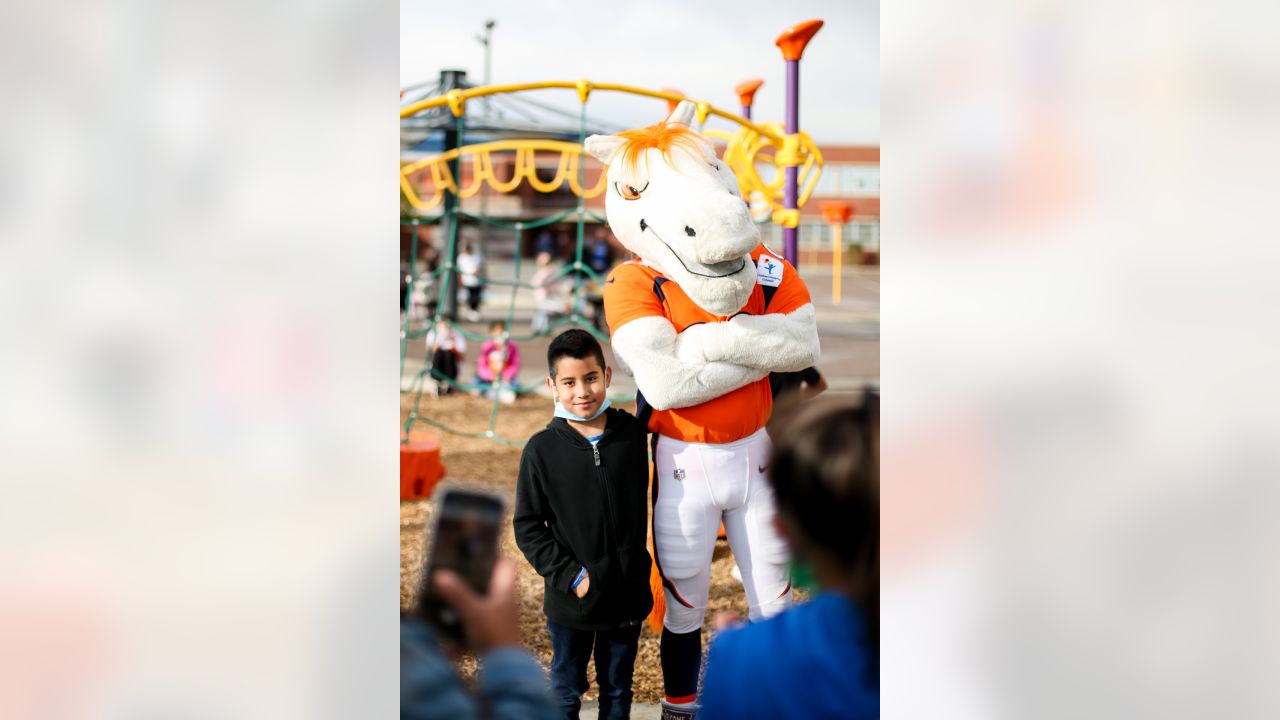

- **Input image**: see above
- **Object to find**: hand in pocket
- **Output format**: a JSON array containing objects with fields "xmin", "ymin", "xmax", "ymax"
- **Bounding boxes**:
[{"xmin": 574, "ymin": 571, "xmax": 590, "ymax": 598}]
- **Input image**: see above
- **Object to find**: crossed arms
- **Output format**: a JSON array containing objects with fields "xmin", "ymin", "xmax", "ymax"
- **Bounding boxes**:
[{"xmin": 611, "ymin": 303, "xmax": 820, "ymax": 411}]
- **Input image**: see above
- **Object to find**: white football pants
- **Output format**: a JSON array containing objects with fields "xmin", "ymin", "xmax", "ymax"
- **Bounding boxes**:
[{"xmin": 652, "ymin": 427, "xmax": 792, "ymax": 634}]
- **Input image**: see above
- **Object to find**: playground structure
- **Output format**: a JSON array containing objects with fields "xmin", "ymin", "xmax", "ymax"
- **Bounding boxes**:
[{"xmin": 399, "ymin": 19, "xmax": 829, "ymax": 464}]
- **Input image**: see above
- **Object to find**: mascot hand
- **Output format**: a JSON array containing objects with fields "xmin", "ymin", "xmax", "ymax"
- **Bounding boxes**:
[{"xmin": 674, "ymin": 322, "xmax": 719, "ymax": 364}]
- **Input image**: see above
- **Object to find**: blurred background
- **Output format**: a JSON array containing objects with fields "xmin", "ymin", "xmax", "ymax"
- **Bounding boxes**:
[
  {"xmin": 0, "ymin": 0, "xmax": 398, "ymax": 718},
  {"xmin": 3, "ymin": 0, "xmax": 1280, "ymax": 717},
  {"xmin": 882, "ymin": 0, "xmax": 1280, "ymax": 717}
]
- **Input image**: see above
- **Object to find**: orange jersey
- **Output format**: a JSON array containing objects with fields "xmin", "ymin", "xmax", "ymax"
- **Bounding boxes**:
[{"xmin": 604, "ymin": 244, "xmax": 811, "ymax": 444}]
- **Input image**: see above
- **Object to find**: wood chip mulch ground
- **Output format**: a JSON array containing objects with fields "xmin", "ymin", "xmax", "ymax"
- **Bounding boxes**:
[{"xmin": 401, "ymin": 392, "xmax": 804, "ymax": 703}]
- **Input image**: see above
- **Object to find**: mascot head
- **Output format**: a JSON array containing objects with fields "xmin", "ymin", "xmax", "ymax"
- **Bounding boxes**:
[{"xmin": 585, "ymin": 101, "xmax": 759, "ymax": 317}]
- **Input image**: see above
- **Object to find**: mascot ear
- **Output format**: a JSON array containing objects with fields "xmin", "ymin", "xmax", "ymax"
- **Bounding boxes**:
[
  {"xmin": 584, "ymin": 135, "xmax": 626, "ymax": 165},
  {"xmin": 666, "ymin": 100, "xmax": 696, "ymax": 128}
]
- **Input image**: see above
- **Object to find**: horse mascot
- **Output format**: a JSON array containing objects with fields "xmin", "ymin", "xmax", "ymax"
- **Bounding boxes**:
[{"xmin": 587, "ymin": 101, "xmax": 820, "ymax": 720}]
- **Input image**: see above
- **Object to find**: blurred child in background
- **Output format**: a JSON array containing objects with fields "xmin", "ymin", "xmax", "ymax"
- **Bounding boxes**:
[
  {"xmin": 531, "ymin": 251, "xmax": 561, "ymax": 334},
  {"xmin": 457, "ymin": 242, "xmax": 486, "ymax": 322},
  {"xmin": 424, "ymin": 319, "xmax": 466, "ymax": 397},
  {"xmin": 476, "ymin": 321, "xmax": 522, "ymax": 403}
]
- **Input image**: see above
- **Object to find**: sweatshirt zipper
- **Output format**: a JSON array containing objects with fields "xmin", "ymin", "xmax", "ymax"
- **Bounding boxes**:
[{"xmin": 593, "ymin": 440, "xmax": 620, "ymax": 548}]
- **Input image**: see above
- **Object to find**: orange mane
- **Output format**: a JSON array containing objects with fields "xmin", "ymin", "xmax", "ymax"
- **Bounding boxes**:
[{"xmin": 613, "ymin": 121, "xmax": 712, "ymax": 179}]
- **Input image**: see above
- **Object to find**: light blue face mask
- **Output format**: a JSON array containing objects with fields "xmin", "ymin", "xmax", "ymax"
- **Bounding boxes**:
[{"xmin": 553, "ymin": 397, "xmax": 612, "ymax": 422}]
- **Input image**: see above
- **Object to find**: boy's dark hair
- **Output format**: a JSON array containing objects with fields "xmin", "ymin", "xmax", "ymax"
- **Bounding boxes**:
[
  {"xmin": 767, "ymin": 389, "xmax": 879, "ymax": 642},
  {"xmin": 547, "ymin": 329, "xmax": 607, "ymax": 378},
  {"xmin": 489, "ymin": 320, "xmax": 506, "ymax": 333}
]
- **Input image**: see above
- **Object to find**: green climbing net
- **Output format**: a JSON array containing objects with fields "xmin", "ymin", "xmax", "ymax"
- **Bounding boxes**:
[
  {"xmin": 399, "ymin": 209, "xmax": 619, "ymax": 447},
  {"xmin": 400, "ymin": 107, "xmax": 622, "ymax": 447}
]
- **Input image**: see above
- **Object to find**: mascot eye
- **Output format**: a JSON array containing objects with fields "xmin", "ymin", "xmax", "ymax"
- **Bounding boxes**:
[{"xmin": 615, "ymin": 181, "xmax": 648, "ymax": 200}]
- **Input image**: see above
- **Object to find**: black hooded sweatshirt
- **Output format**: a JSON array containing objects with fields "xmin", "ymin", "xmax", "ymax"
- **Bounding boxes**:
[{"xmin": 513, "ymin": 407, "xmax": 654, "ymax": 630}]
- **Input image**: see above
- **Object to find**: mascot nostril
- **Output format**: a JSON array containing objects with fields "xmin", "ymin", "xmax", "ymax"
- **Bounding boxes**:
[{"xmin": 586, "ymin": 99, "xmax": 821, "ymax": 711}]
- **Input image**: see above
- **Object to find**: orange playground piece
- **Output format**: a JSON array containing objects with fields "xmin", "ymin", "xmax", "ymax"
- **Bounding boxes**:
[
  {"xmin": 735, "ymin": 78, "xmax": 764, "ymax": 108},
  {"xmin": 401, "ymin": 432, "xmax": 446, "ymax": 500},
  {"xmin": 775, "ymin": 19, "xmax": 825, "ymax": 61}
]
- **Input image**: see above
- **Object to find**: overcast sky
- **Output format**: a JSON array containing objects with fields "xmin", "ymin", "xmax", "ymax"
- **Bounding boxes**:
[{"xmin": 401, "ymin": 0, "xmax": 879, "ymax": 145}]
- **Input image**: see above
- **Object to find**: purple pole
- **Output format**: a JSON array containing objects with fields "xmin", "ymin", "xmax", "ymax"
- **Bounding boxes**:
[
  {"xmin": 783, "ymin": 59, "xmax": 800, "ymax": 266},
  {"xmin": 738, "ymin": 104, "xmax": 753, "ymax": 211}
]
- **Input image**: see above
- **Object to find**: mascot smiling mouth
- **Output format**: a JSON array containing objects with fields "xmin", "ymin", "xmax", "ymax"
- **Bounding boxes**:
[{"xmin": 639, "ymin": 218, "xmax": 748, "ymax": 279}]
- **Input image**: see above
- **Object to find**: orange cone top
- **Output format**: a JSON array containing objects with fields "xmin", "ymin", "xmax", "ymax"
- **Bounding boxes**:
[{"xmin": 776, "ymin": 19, "xmax": 825, "ymax": 61}]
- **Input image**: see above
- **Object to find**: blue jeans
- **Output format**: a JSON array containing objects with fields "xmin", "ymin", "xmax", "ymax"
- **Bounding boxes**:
[{"xmin": 546, "ymin": 619, "xmax": 642, "ymax": 720}]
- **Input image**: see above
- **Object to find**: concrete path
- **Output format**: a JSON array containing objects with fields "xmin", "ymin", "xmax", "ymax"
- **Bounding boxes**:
[{"xmin": 579, "ymin": 700, "xmax": 663, "ymax": 719}]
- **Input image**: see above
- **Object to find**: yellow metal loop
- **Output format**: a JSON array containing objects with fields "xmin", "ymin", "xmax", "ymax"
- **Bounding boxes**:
[
  {"xmin": 446, "ymin": 89, "xmax": 466, "ymax": 117},
  {"xmin": 400, "ymin": 140, "xmax": 611, "ymax": 212},
  {"xmin": 775, "ymin": 133, "xmax": 807, "ymax": 166},
  {"xmin": 793, "ymin": 131, "xmax": 823, "ymax": 208},
  {"xmin": 772, "ymin": 209, "xmax": 800, "ymax": 228},
  {"xmin": 400, "ymin": 83, "xmax": 822, "ymax": 220}
]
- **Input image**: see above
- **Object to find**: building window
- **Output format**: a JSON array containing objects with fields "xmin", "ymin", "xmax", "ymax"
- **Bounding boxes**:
[
  {"xmin": 849, "ymin": 220, "xmax": 880, "ymax": 250},
  {"xmin": 790, "ymin": 220, "xmax": 881, "ymax": 250},
  {"xmin": 812, "ymin": 163, "xmax": 880, "ymax": 197},
  {"xmin": 761, "ymin": 219, "xmax": 879, "ymax": 255},
  {"xmin": 841, "ymin": 165, "xmax": 880, "ymax": 195}
]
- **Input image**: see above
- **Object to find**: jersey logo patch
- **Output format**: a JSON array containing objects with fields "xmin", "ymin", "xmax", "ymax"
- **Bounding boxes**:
[
  {"xmin": 756, "ymin": 256, "xmax": 784, "ymax": 287},
  {"xmin": 673, "ymin": 468, "xmax": 686, "ymax": 481}
]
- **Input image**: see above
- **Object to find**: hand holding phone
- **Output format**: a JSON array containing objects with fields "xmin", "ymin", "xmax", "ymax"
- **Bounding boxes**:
[
  {"xmin": 417, "ymin": 488, "xmax": 506, "ymax": 645},
  {"xmin": 433, "ymin": 557, "xmax": 522, "ymax": 653}
]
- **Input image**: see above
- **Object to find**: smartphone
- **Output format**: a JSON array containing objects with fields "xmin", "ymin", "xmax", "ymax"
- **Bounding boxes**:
[{"xmin": 416, "ymin": 487, "xmax": 506, "ymax": 644}]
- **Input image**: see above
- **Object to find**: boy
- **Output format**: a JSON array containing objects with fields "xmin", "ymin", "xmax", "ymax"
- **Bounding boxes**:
[{"xmin": 514, "ymin": 329, "xmax": 654, "ymax": 720}]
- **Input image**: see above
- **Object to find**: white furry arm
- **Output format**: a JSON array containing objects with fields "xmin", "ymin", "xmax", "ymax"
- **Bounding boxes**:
[
  {"xmin": 676, "ymin": 304, "xmax": 820, "ymax": 372},
  {"xmin": 612, "ymin": 316, "xmax": 768, "ymax": 411}
]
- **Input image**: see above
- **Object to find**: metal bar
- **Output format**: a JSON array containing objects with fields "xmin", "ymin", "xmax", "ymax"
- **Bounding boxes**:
[
  {"xmin": 399, "ymin": 81, "xmax": 784, "ymax": 143},
  {"xmin": 783, "ymin": 59, "xmax": 800, "ymax": 266}
]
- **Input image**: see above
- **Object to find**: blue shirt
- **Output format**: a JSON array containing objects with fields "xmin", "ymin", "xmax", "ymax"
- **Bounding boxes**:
[{"xmin": 698, "ymin": 592, "xmax": 878, "ymax": 720}]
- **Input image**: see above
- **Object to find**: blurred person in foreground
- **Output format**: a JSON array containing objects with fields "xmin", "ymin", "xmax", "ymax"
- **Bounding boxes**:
[
  {"xmin": 401, "ymin": 557, "xmax": 558, "ymax": 720},
  {"xmin": 699, "ymin": 390, "xmax": 880, "ymax": 719}
]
